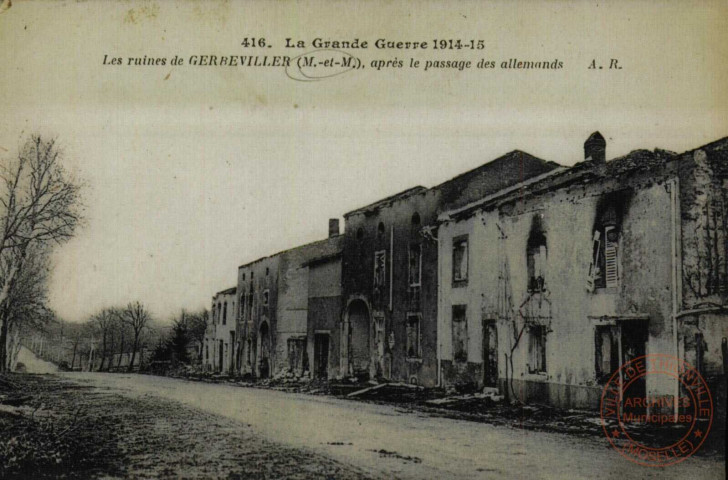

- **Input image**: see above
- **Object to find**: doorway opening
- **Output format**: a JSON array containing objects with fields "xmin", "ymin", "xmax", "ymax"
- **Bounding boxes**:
[
  {"xmin": 483, "ymin": 319, "xmax": 498, "ymax": 387},
  {"xmin": 314, "ymin": 333, "xmax": 330, "ymax": 379}
]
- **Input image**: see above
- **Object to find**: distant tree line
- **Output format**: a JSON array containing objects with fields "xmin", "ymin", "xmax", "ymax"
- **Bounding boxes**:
[{"xmin": 25, "ymin": 304, "xmax": 208, "ymax": 373}]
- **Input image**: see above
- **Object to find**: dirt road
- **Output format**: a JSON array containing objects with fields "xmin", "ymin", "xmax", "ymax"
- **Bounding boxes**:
[{"xmin": 60, "ymin": 372, "xmax": 723, "ymax": 480}]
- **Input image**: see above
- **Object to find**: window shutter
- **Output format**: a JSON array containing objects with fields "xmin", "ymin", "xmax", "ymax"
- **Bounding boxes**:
[
  {"xmin": 587, "ymin": 231, "xmax": 601, "ymax": 291},
  {"xmin": 604, "ymin": 226, "xmax": 618, "ymax": 288}
]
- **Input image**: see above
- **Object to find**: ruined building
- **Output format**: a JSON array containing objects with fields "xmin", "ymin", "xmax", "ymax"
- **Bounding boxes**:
[
  {"xmin": 235, "ymin": 223, "xmax": 343, "ymax": 379},
  {"xmin": 203, "ymin": 287, "xmax": 237, "ymax": 373},
  {"xmin": 341, "ymin": 152, "xmax": 559, "ymax": 386},
  {"xmin": 437, "ymin": 133, "xmax": 728, "ymax": 410},
  {"xmin": 206, "ymin": 133, "xmax": 728, "ymax": 413}
]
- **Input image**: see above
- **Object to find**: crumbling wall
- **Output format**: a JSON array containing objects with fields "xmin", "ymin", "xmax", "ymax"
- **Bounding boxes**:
[
  {"xmin": 236, "ymin": 255, "xmax": 279, "ymax": 378},
  {"xmin": 677, "ymin": 143, "xmax": 728, "ymax": 423},
  {"xmin": 680, "ymin": 147, "xmax": 728, "ymax": 308},
  {"xmin": 439, "ymin": 166, "xmax": 679, "ymax": 409},
  {"xmin": 205, "ymin": 289, "xmax": 237, "ymax": 373}
]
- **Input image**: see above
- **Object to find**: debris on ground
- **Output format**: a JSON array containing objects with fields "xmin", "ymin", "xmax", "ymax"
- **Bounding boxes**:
[
  {"xmin": 138, "ymin": 369, "xmax": 726, "ymax": 459},
  {"xmin": 0, "ymin": 373, "xmax": 378, "ymax": 479}
]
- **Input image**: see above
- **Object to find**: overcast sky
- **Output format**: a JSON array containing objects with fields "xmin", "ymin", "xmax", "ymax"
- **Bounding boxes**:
[{"xmin": 1, "ymin": 1, "xmax": 726, "ymax": 323}]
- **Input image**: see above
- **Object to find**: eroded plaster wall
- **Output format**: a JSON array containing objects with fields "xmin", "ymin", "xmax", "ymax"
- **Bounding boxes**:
[
  {"xmin": 204, "ymin": 289, "xmax": 237, "ymax": 373},
  {"xmin": 677, "ymin": 143, "xmax": 728, "ymax": 418},
  {"xmin": 439, "ymin": 169, "xmax": 680, "ymax": 409}
]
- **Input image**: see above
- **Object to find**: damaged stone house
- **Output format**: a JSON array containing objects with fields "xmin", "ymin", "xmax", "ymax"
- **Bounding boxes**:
[
  {"xmin": 437, "ymin": 132, "xmax": 728, "ymax": 410},
  {"xmin": 304, "ymin": 222, "xmax": 345, "ymax": 380},
  {"xmin": 203, "ymin": 286, "xmax": 237, "ymax": 373},
  {"xmin": 235, "ymin": 221, "xmax": 343, "ymax": 379},
  {"xmin": 340, "ymin": 151, "xmax": 559, "ymax": 387}
]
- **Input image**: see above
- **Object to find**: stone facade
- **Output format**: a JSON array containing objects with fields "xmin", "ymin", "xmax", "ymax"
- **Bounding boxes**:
[
  {"xmin": 236, "ymin": 256, "xmax": 279, "ymax": 378},
  {"xmin": 235, "ymin": 227, "xmax": 343, "ymax": 379},
  {"xmin": 341, "ymin": 151, "xmax": 559, "ymax": 387}
]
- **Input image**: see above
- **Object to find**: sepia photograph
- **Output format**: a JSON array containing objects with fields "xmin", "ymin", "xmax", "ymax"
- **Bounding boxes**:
[{"xmin": 0, "ymin": 0, "xmax": 727, "ymax": 478}]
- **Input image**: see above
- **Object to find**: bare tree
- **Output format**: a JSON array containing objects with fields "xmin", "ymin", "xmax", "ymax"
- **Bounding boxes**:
[
  {"xmin": 91, "ymin": 308, "xmax": 115, "ymax": 371},
  {"xmin": 0, "ymin": 245, "xmax": 52, "ymax": 370},
  {"xmin": 121, "ymin": 301, "xmax": 151, "ymax": 372},
  {"xmin": 0, "ymin": 135, "xmax": 83, "ymax": 371},
  {"xmin": 185, "ymin": 308, "xmax": 209, "ymax": 364},
  {"xmin": 113, "ymin": 311, "xmax": 131, "ymax": 370}
]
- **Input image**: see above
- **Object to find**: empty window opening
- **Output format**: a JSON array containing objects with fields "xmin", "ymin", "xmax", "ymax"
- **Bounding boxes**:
[
  {"xmin": 287, "ymin": 337, "xmax": 307, "ymax": 375},
  {"xmin": 528, "ymin": 325, "xmax": 547, "ymax": 374},
  {"xmin": 452, "ymin": 305, "xmax": 468, "ymax": 363},
  {"xmin": 373, "ymin": 250, "xmax": 386, "ymax": 290},
  {"xmin": 452, "ymin": 236, "xmax": 469, "ymax": 286},
  {"xmin": 406, "ymin": 314, "xmax": 421, "ymax": 358},
  {"xmin": 408, "ymin": 243, "xmax": 422, "ymax": 287}
]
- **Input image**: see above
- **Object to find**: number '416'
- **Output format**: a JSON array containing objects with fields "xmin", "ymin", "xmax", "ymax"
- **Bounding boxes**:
[{"xmin": 241, "ymin": 38, "xmax": 267, "ymax": 48}]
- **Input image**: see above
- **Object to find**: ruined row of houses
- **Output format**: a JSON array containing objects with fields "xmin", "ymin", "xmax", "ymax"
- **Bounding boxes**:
[{"xmin": 204, "ymin": 132, "xmax": 728, "ymax": 411}]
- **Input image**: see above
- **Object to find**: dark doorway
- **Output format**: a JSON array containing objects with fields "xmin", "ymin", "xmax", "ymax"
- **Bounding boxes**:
[
  {"xmin": 229, "ymin": 331, "xmax": 236, "ymax": 374},
  {"xmin": 620, "ymin": 320, "xmax": 648, "ymax": 414},
  {"xmin": 314, "ymin": 333, "xmax": 330, "ymax": 379},
  {"xmin": 218, "ymin": 339, "xmax": 223, "ymax": 373},
  {"xmin": 348, "ymin": 300, "xmax": 370, "ymax": 375},
  {"xmin": 259, "ymin": 323, "xmax": 270, "ymax": 379},
  {"xmin": 483, "ymin": 320, "xmax": 498, "ymax": 387}
]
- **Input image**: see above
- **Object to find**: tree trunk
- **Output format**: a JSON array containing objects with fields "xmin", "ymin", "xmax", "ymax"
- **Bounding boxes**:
[
  {"xmin": 8, "ymin": 328, "xmax": 21, "ymax": 371},
  {"xmin": 71, "ymin": 337, "xmax": 79, "ymax": 370},
  {"xmin": 106, "ymin": 330, "xmax": 114, "ymax": 371},
  {"xmin": 0, "ymin": 316, "xmax": 8, "ymax": 373},
  {"xmin": 99, "ymin": 331, "xmax": 107, "ymax": 372},
  {"xmin": 128, "ymin": 338, "xmax": 138, "ymax": 373},
  {"xmin": 117, "ymin": 331, "xmax": 125, "ymax": 370}
]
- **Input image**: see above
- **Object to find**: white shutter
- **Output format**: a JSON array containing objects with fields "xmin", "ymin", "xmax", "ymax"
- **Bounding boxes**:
[{"xmin": 604, "ymin": 226, "xmax": 619, "ymax": 288}]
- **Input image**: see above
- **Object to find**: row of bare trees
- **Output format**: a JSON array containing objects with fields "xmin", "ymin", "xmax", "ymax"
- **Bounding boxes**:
[
  {"xmin": 88, "ymin": 302, "xmax": 151, "ymax": 372},
  {"xmin": 0, "ymin": 135, "xmax": 83, "ymax": 372},
  {"xmin": 26, "ymin": 301, "xmax": 156, "ymax": 372},
  {"xmin": 28, "ymin": 304, "xmax": 209, "ymax": 373},
  {"xmin": 1, "ymin": 135, "xmax": 209, "ymax": 374}
]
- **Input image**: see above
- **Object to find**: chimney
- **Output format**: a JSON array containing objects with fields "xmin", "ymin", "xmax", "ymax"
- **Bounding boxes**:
[
  {"xmin": 328, "ymin": 218, "xmax": 340, "ymax": 238},
  {"xmin": 584, "ymin": 131, "xmax": 606, "ymax": 164}
]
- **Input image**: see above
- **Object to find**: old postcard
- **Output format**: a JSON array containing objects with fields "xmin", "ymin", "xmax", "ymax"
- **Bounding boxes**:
[{"xmin": 0, "ymin": 0, "xmax": 727, "ymax": 478}]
